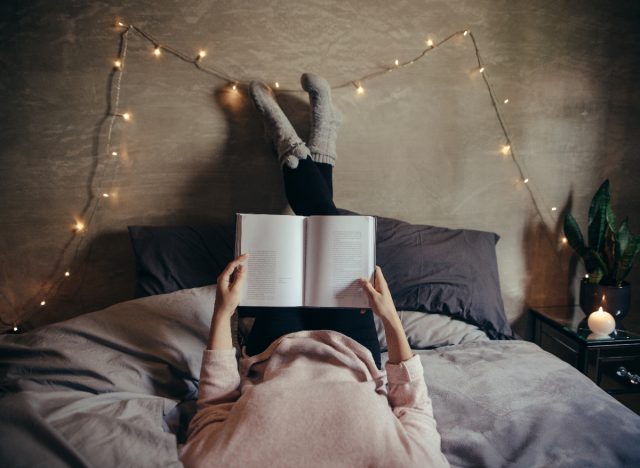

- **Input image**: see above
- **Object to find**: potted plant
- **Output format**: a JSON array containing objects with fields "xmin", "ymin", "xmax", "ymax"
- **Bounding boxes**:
[{"xmin": 563, "ymin": 179, "xmax": 640, "ymax": 322}]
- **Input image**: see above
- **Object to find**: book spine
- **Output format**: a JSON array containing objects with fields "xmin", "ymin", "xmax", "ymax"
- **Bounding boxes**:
[
  {"xmin": 235, "ymin": 213, "xmax": 242, "ymax": 257},
  {"xmin": 302, "ymin": 217, "xmax": 307, "ymax": 305}
]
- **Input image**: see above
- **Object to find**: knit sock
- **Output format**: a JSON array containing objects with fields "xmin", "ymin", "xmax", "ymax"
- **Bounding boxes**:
[
  {"xmin": 249, "ymin": 80, "xmax": 309, "ymax": 169},
  {"xmin": 300, "ymin": 73, "xmax": 342, "ymax": 166}
]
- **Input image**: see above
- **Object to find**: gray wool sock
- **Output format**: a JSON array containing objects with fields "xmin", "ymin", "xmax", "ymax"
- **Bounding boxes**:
[
  {"xmin": 249, "ymin": 80, "xmax": 309, "ymax": 169},
  {"xmin": 301, "ymin": 73, "xmax": 342, "ymax": 166}
]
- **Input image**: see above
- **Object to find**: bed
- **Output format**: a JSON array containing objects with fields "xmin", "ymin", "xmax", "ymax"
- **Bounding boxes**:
[{"xmin": 1, "ymin": 213, "xmax": 639, "ymax": 467}]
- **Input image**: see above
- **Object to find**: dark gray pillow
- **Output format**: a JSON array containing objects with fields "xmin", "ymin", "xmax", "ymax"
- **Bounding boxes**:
[
  {"xmin": 128, "ymin": 225, "xmax": 234, "ymax": 298},
  {"xmin": 128, "ymin": 212, "xmax": 513, "ymax": 340},
  {"xmin": 370, "ymin": 213, "xmax": 513, "ymax": 340}
]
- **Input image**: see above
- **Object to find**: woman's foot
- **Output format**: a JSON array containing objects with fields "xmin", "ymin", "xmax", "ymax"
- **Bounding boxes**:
[
  {"xmin": 249, "ymin": 80, "xmax": 309, "ymax": 169},
  {"xmin": 300, "ymin": 73, "xmax": 342, "ymax": 166}
]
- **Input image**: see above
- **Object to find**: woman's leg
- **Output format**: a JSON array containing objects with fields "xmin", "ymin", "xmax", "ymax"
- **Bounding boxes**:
[
  {"xmin": 282, "ymin": 158, "xmax": 337, "ymax": 216},
  {"xmin": 247, "ymin": 76, "xmax": 381, "ymax": 367}
]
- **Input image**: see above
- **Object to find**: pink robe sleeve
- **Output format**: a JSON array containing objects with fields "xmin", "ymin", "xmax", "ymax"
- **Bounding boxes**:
[
  {"xmin": 385, "ymin": 355, "xmax": 451, "ymax": 468},
  {"xmin": 185, "ymin": 349, "xmax": 240, "ymax": 441}
]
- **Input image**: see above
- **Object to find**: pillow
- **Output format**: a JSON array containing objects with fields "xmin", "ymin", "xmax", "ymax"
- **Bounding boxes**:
[
  {"xmin": 128, "ymin": 225, "xmax": 234, "ymax": 297},
  {"xmin": 340, "ymin": 210, "xmax": 514, "ymax": 340},
  {"xmin": 128, "ymin": 211, "xmax": 514, "ymax": 340},
  {"xmin": 374, "ymin": 311, "xmax": 490, "ymax": 351}
]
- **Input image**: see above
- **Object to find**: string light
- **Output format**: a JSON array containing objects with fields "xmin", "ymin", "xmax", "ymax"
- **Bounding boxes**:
[
  {"xmin": 551, "ymin": 207, "xmax": 557, "ymax": 211},
  {"xmin": 561, "ymin": 237, "xmax": 568, "ymax": 244},
  {"xmin": 40, "ymin": 300, "xmax": 46, "ymax": 306},
  {"xmin": 9, "ymin": 23, "xmax": 559, "ymax": 334},
  {"xmin": 13, "ymin": 326, "xmax": 18, "ymax": 332},
  {"xmin": 65, "ymin": 271, "xmax": 70, "ymax": 277}
]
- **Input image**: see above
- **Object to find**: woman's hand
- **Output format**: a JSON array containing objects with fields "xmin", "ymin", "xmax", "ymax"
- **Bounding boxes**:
[
  {"xmin": 213, "ymin": 254, "xmax": 249, "ymax": 318},
  {"xmin": 359, "ymin": 266, "xmax": 398, "ymax": 323},
  {"xmin": 360, "ymin": 266, "xmax": 412, "ymax": 364}
]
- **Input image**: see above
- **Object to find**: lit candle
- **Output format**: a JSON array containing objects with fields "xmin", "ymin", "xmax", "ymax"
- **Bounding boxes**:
[{"xmin": 587, "ymin": 306, "xmax": 615, "ymax": 337}]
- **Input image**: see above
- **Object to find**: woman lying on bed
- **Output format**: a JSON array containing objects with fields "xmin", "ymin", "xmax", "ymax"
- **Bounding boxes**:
[{"xmin": 180, "ymin": 74, "xmax": 449, "ymax": 468}]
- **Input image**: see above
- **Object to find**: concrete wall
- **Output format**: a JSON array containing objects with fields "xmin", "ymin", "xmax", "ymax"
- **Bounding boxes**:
[{"xmin": 1, "ymin": 0, "xmax": 639, "ymax": 334}]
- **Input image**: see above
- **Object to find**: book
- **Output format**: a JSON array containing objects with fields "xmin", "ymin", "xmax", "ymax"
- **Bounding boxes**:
[{"xmin": 235, "ymin": 213, "xmax": 376, "ymax": 308}]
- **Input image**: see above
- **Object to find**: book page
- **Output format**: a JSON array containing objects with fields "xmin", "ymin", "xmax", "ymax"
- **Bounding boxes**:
[
  {"xmin": 304, "ymin": 216, "xmax": 375, "ymax": 308},
  {"xmin": 237, "ymin": 214, "xmax": 305, "ymax": 307}
]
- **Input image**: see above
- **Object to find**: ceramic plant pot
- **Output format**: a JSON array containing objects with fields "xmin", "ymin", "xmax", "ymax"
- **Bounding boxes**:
[{"xmin": 579, "ymin": 279, "xmax": 631, "ymax": 323}]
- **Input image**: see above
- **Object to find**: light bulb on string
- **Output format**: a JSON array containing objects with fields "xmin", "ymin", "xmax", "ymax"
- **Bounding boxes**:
[
  {"xmin": 504, "ymin": 99, "xmax": 509, "ymax": 104},
  {"xmin": 523, "ymin": 178, "xmax": 529, "ymax": 184},
  {"xmin": 111, "ymin": 151, "xmax": 118, "ymax": 156},
  {"xmin": 561, "ymin": 237, "xmax": 568, "ymax": 244},
  {"xmin": 40, "ymin": 300, "xmax": 46, "ymax": 306},
  {"xmin": 74, "ymin": 220, "xmax": 85, "ymax": 232},
  {"xmin": 197, "ymin": 50, "xmax": 206, "ymax": 60},
  {"xmin": 153, "ymin": 46, "xmax": 161, "ymax": 57},
  {"xmin": 13, "ymin": 325, "xmax": 18, "ymax": 332},
  {"xmin": 500, "ymin": 145, "xmax": 511, "ymax": 156},
  {"xmin": 65, "ymin": 271, "xmax": 70, "ymax": 277},
  {"xmin": 102, "ymin": 193, "xmax": 110, "ymax": 198},
  {"xmin": 551, "ymin": 207, "xmax": 557, "ymax": 211},
  {"xmin": 122, "ymin": 112, "xmax": 131, "ymax": 121},
  {"xmin": 114, "ymin": 60, "xmax": 122, "ymax": 70},
  {"xmin": 394, "ymin": 59, "xmax": 399, "ymax": 66},
  {"xmin": 274, "ymin": 82, "xmax": 280, "ymax": 88},
  {"xmin": 463, "ymin": 30, "xmax": 469, "ymax": 36},
  {"xmin": 426, "ymin": 39, "xmax": 434, "ymax": 47},
  {"xmin": 479, "ymin": 67, "xmax": 485, "ymax": 73},
  {"xmin": 355, "ymin": 82, "xmax": 364, "ymax": 95}
]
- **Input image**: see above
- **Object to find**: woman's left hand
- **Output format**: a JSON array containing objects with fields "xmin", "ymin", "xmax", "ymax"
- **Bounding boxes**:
[{"xmin": 214, "ymin": 254, "xmax": 249, "ymax": 318}]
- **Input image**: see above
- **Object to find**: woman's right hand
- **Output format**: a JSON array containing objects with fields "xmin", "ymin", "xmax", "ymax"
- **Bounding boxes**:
[
  {"xmin": 213, "ymin": 254, "xmax": 249, "ymax": 318},
  {"xmin": 359, "ymin": 266, "xmax": 398, "ymax": 323}
]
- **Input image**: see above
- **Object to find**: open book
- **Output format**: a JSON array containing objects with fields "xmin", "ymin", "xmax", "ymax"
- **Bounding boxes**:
[{"xmin": 235, "ymin": 213, "xmax": 376, "ymax": 308}]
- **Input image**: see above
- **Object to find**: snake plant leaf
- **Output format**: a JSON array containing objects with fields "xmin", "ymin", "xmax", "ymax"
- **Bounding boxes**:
[
  {"xmin": 588, "ymin": 180, "xmax": 611, "ymax": 253},
  {"xmin": 602, "ymin": 227, "xmax": 617, "ymax": 283},
  {"xmin": 563, "ymin": 213, "xmax": 587, "ymax": 256},
  {"xmin": 584, "ymin": 249, "xmax": 608, "ymax": 283},
  {"xmin": 617, "ymin": 233, "xmax": 640, "ymax": 283},
  {"xmin": 616, "ymin": 217, "xmax": 630, "ymax": 260}
]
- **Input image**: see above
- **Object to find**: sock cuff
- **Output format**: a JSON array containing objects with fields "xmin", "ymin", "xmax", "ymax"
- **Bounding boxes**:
[
  {"xmin": 278, "ymin": 141, "xmax": 310, "ymax": 168},
  {"xmin": 309, "ymin": 152, "xmax": 336, "ymax": 166}
]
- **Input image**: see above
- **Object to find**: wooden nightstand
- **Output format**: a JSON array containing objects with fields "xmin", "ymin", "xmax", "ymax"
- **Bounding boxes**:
[{"xmin": 530, "ymin": 306, "xmax": 640, "ymax": 415}]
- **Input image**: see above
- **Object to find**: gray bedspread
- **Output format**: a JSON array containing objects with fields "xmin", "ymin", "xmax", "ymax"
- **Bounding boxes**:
[{"xmin": 1, "ymin": 287, "xmax": 639, "ymax": 467}]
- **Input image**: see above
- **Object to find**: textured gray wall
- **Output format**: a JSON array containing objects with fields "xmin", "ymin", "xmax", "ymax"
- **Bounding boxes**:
[{"xmin": 1, "ymin": 0, "xmax": 639, "ymax": 333}]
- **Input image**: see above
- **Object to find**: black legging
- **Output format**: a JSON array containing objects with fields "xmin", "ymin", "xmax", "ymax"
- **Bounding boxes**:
[{"xmin": 242, "ymin": 158, "xmax": 382, "ymax": 368}]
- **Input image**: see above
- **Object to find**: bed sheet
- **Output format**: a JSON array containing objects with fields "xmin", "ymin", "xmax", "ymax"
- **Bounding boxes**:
[{"xmin": 1, "ymin": 286, "xmax": 639, "ymax": 467}]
